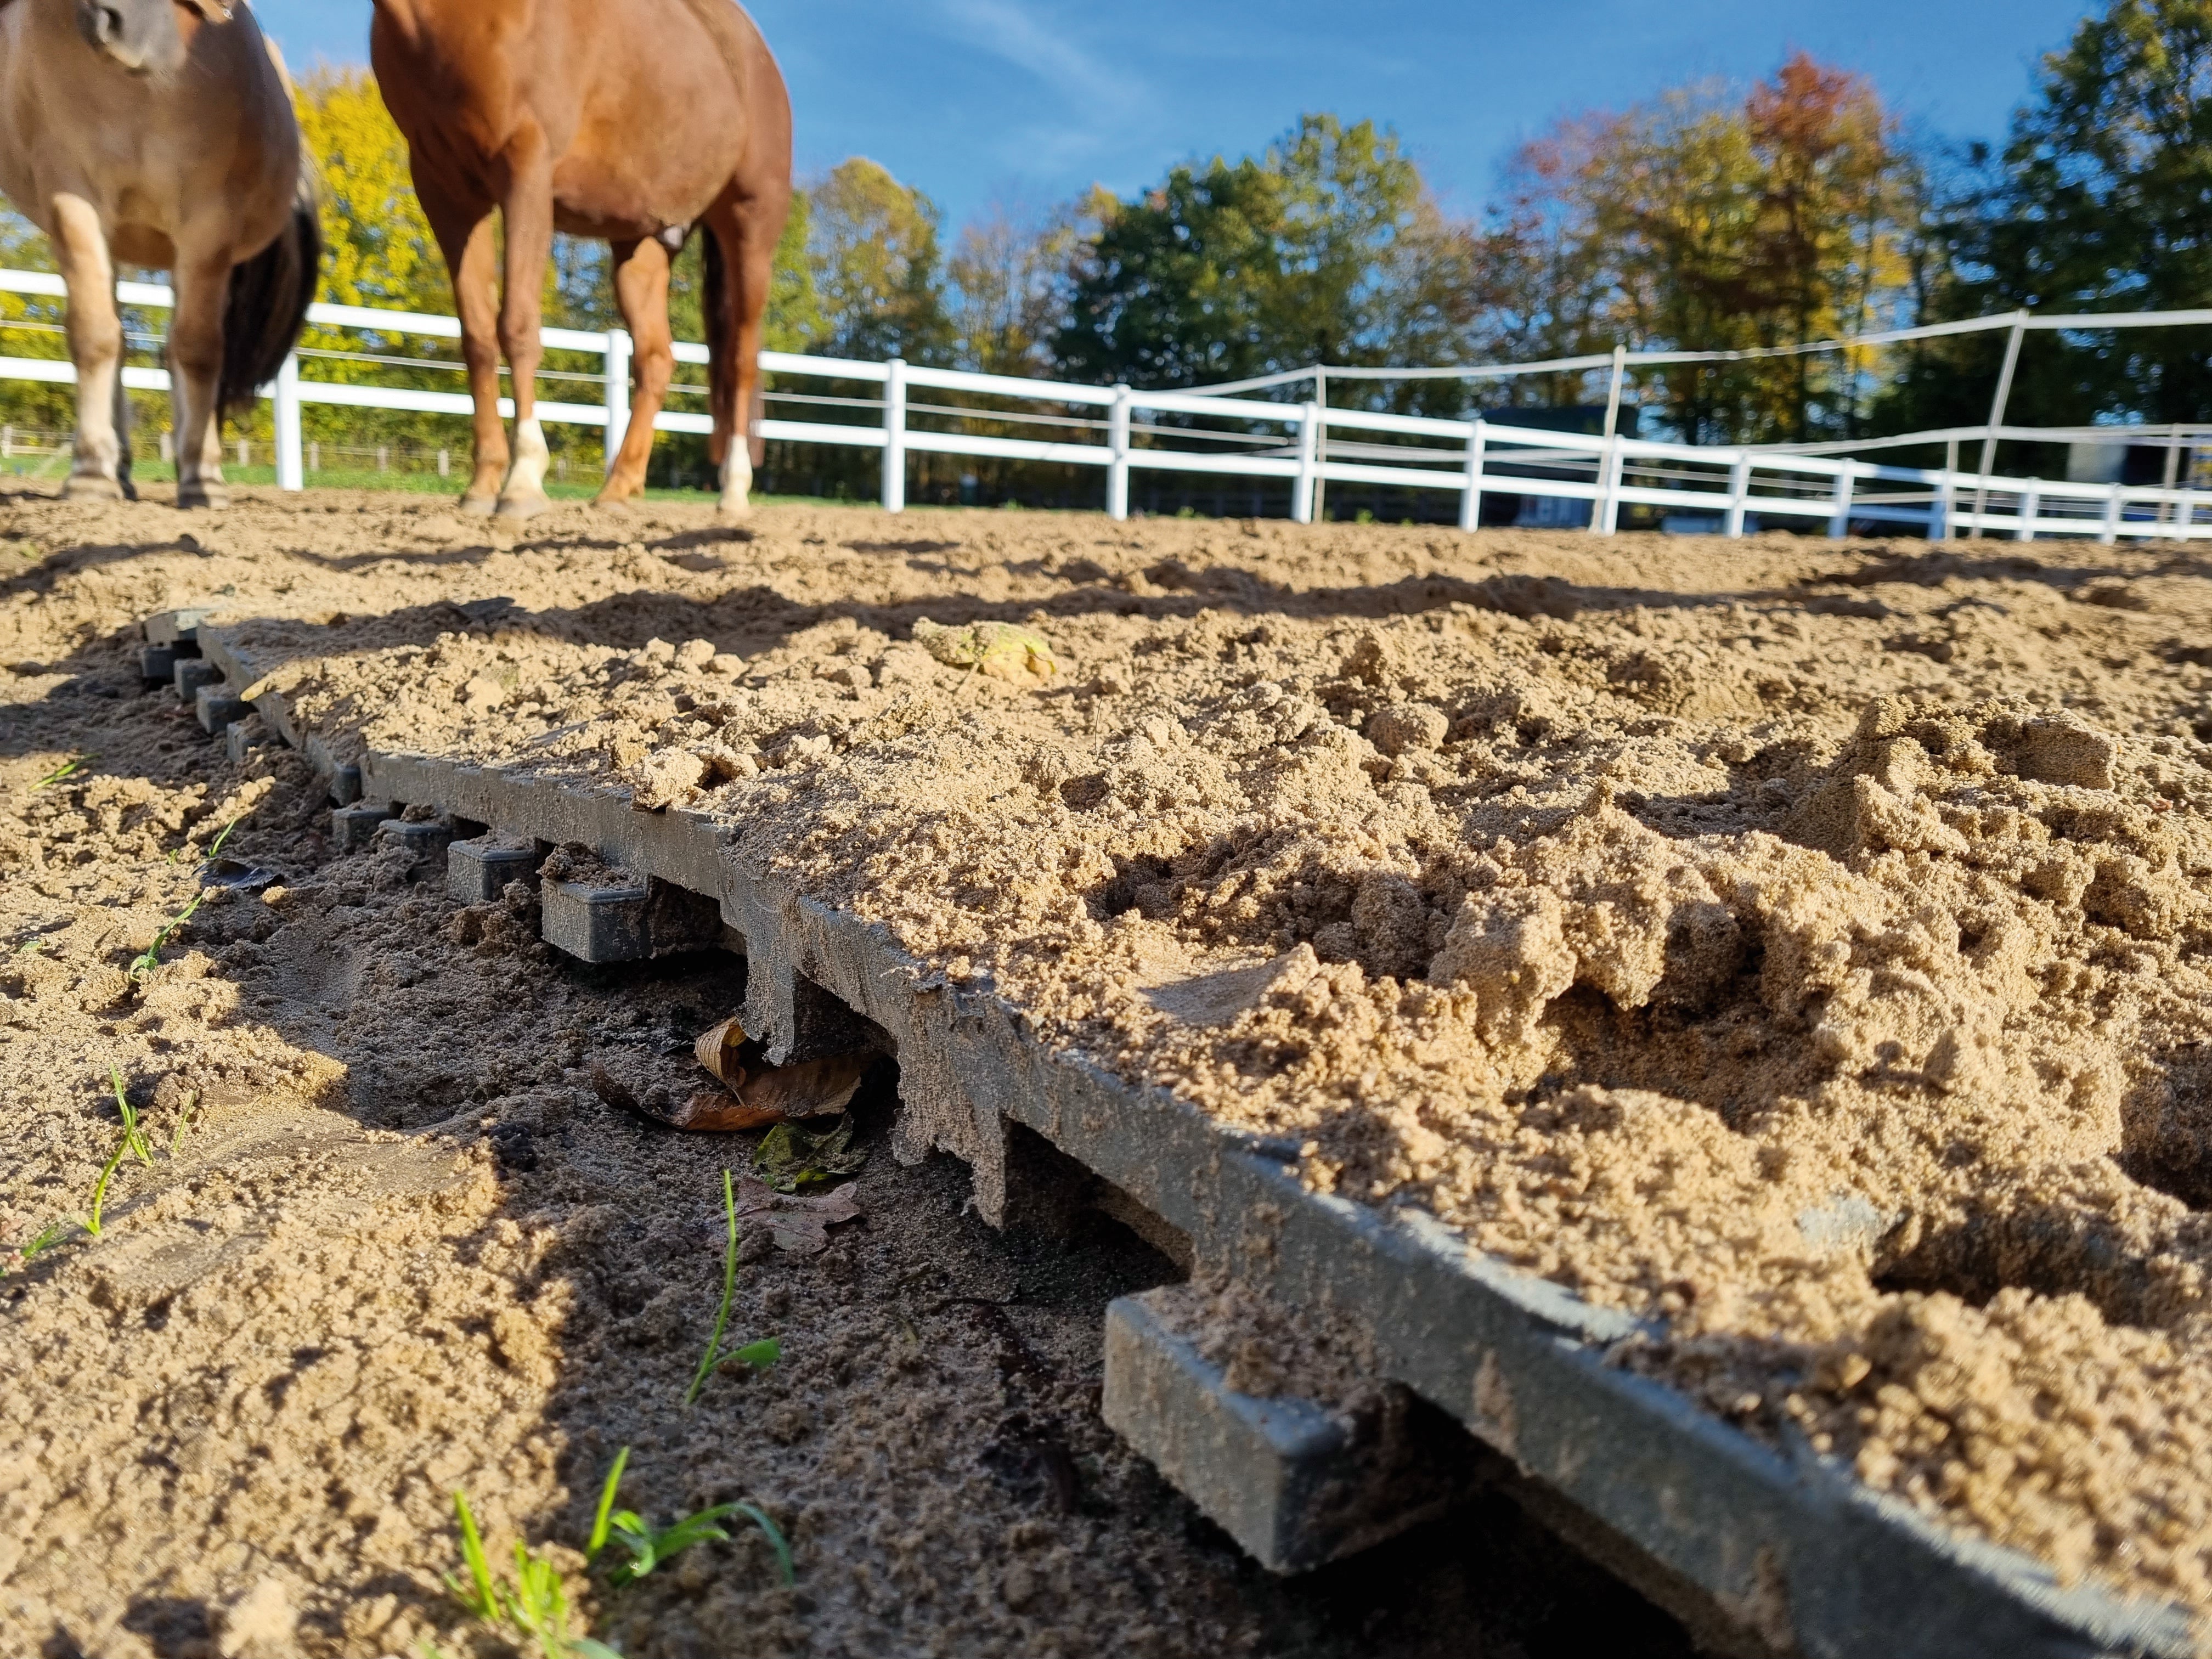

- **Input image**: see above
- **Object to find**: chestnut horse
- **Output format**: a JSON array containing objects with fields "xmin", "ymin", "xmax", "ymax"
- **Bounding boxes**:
[
  {"xmin": 369, "ymin": 0, "xmax": 792, "ymax": 519},
  {"xmin": 0, "ymin": 0, "xmax": 319, "ymax": 506}
]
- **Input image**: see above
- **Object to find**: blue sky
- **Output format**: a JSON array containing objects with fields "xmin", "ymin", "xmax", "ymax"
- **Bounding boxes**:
[{"xmin": 263, "ymin": 1, "xmax": 2095, "ymax": 227}]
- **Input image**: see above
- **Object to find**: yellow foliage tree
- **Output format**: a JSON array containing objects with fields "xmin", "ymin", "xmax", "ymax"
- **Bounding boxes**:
[{"xmin": 297, "ymin": 67, "xmax": 446, "ymax": 313}]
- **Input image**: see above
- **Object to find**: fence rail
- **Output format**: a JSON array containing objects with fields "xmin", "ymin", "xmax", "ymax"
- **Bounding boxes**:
[{"xmin": 1, "ymin": 267, "xmax": 2207, "ymax": 541}]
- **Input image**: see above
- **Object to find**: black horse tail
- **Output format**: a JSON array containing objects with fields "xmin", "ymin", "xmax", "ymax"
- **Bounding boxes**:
[
  {"xmin": 701, "ymin": 221, "xmax": 733, "ymax": 460},
  {"xmin": 217, "ymin": 168, "xmax": 320, "ymax": 417}
]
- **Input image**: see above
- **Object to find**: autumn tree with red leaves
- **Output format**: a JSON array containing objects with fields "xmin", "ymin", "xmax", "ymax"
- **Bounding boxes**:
[{"xmin": 1476, "ymin": 52, "xmax": 1922, "ymax": 443}]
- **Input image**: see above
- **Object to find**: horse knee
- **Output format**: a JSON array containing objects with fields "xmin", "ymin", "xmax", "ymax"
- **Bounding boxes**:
[
  {"xmin": 169, "ymin": 328, "xmax": 222, "ymax": 383},
  {"xmin": 70, "ymin": 315, "xmax": 125, "ymax": 362},
  {"xmin": 496, "ymin": 307, "xmax": 541, "ymax": 368}
]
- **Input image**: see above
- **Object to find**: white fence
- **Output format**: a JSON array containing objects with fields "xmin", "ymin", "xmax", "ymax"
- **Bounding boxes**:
[{"xmin": 2, "ymin": 267, "xmax": 2209, "ymax": 541}]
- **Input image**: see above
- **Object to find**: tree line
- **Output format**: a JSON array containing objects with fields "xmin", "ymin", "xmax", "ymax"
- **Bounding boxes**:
[{"xmin": 0, "ymin": 0, "xmax": 2204, "ymax": 476}]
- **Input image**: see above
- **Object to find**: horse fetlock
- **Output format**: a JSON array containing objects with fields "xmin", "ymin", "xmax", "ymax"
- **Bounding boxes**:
[
  {"xmin": 502, "ymin": 417, "xmax": 550, "ymax": 496},
  {"xmin": 718, "ymin": 447, "xmax": 753, "ymax": 517}
]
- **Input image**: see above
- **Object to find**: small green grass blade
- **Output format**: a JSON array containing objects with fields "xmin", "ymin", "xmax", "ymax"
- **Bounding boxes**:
[
  {"xmin": 84, "ymin": 1135, "xmax": 130, "ymax": 1237},
  {"xmin": 724, "ymin": 1336, "xmax": 780, "ymax": 1370},
  {"xmin": 728, "ymin": 1502, "xmax": 795, "ymax": 1585},
  {"xmin": 110, "ymin": 1064, "xmax": 154, "ymax": 1166},
  {"xmin": 684, "ymin": 1170, "xmax": 741, "ymax": 1407},
  {"xmin": 170, "ymin": 1090, "xmax": 198, "ymax": 1155},
  {"xmin": 31, "ymin": 753, "xmax": 93, "ymax": 790},
  {"xmin": 448, "ymin": 1488, "xmax": 501, "ymax": 1622},
  {"xmin": 586, "ymin": 1446, "xmax": 630, "ymax": 1561}
]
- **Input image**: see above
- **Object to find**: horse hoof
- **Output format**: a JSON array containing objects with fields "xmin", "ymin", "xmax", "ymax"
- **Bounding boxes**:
[
  {"xmin": 716, "ymin": 495, "xmax": 752, "ymax": 521},
  {"xmin": 458, "ymin": 493, "xmax": 498, "ymax": 517},
  {"xmin": 494, "ymin": 490, "xmax": 551, "ymax": 522},
  {"xmin": 60, "ymin": 474, "xmax": 123, "ymax": 503},
  {"xmin": 176, "ymin": 484, "xmax": 229, "ymax": 511},
  {"xmin": 590, "ymin": 494, "xmax": 635, "ymax": 516}
]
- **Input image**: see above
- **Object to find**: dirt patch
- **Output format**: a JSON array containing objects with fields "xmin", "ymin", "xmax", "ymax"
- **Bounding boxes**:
[{"xmin": 0, "ymin": 488, "xmax": 1696, "ymax": 1659}]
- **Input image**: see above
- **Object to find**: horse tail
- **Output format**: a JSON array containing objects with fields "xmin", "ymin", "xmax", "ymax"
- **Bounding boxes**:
[
  {"xmin": 701, "ymin": 221, "xmax": 733, "ymax": 458},
  {"xmin": 218, "ymin": 168, "xmax": 321, "ymax": 416}
]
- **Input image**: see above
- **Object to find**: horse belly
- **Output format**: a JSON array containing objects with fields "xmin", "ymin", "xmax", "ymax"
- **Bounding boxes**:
[
  {"xmin": 109, "ymin": 225, "xmax": 179, "ymax": 268},
  {"xmin": 551, "ymin": 144, "xmax": 733, "ymax": 242}
]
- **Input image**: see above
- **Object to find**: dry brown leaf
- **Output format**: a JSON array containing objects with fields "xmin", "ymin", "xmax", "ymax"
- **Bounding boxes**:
[
  {"xmin": 732, "ymin": 1175, "xmax": 861, "ymax": 1254},
  {"xmin": 737, "ymin": 1053, "xmax": 866, "ymax": 1121},
  {"xmin": 694, "ymin": 1014, "xmax": 751, "ymax": 1087},
  {"xmin": 599, "ymin": 1026, "xmax": 868, "ymax": 1135},
  {"xmin": 676, "ymin": 1087, "xmax": 786, "ymax": 1131}
]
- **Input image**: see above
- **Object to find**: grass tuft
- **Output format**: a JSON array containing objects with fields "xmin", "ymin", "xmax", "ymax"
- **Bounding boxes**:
[
  {"xmin": 585, "ymin": 1444, "xmax": 795, "ymax": 1589},
  {"xmin": 443, "ymin": 1487, "xmax": 624, "ymax": 1658},
  {"xmin": 130, "ymin": 813, "xmax": 246, "ymax": 983}
]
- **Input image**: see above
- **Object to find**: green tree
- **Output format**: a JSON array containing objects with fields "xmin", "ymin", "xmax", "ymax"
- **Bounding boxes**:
[
  {"xmin": 1878, "ymin": 0, "xmax": 2212, "ymax": 436},
  {"xmin": 947, "ymin": 191, "xmax": 1110, "ymax": 377},
  {"xmin": 806, "ymin": 159, "xmax": 951, "ymax": 363},
  {"xmin": 1053, "ymin": 114, "xmax": 1427, "ymax": 391}
]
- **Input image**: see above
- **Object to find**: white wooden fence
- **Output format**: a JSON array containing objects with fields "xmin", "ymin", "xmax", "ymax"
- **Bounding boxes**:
[{"xmin": 2, "ymin": 267, "xmax": 2208, "ymax": 542}]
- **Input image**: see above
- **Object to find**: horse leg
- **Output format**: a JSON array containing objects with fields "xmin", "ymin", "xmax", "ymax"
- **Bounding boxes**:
[
  {"xmin": 421, "ymin": 184, "xmax": 507, "ymax": 513},
  {"xmin": 494, "ymin": 139, "xmax": 556, "ymax": 521},
  {"xmin": 50, "ymin": 194, "xmax": 126, "ymax": 502},
  {"xmin": 706, "ymin": 200, "xmax": 776, "ymax": 518},
  {"xmin": 169, "ymin": 252, "xmax": 232, "ymax": 510},
  {"xmin": 112, "ymin": 357, "xmax": 135, "ymax": 503},
  {"xmin": 597, "ymin": 236, "xmax": 672, "ymax": 506}
]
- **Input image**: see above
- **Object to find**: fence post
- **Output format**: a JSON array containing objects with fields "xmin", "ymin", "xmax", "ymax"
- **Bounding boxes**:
[
  {"xmin": 1971, "ymin": 314, "xmax": 2028, "ymax": 539},
  {"xmin": 2017, "ymin": 483, "xmax": 2040, "ymax": 541},
  {"xmin": 1592, "ymin": 434, "xmax": 1623, "ymax": 535},
  {"xmin": 881, "ymin": 357, "xmax": 907, "ymax": 513},
  {"xmin": 273, "ymin": 351, "xmax": 303, "ymax": 491},
  {"xmin": 1458, "ymin": 419, "xmax": 1487, "ymax": 533},
  {"xmin": 1292, "ymin": 402, "xmax": 1318, "ymax": 524},
  {"xmin": 1723, "ymin": 453, "xmax": 1751, "ymax": 537},
  {"xmin": 603, "ymin": 327, "xmax": 631, "ymax": 473},
  {"xmin": 1931, "ymin": 466, "xmax": 1953, "ymax": 542},
  {"xmin": 1106, "ymin": 385, "xmax": 1131, "ymax": 521},
  {"xmin": 1826, "ymin": 465, "xmax": 1854, "ymax": 539},
  {"xmin": 2101, "ymin": 484, "xmax": 2123, "ymax": 545}
]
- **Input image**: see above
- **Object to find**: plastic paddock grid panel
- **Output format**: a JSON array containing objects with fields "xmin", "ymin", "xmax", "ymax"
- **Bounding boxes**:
[
  {"xmin": 185, "ymin": 613, "xmax": 2200, "ymax": 1659},
  {"xmin": 10, "ymin": 266, "xmax": 2212, "ymax": 541}
]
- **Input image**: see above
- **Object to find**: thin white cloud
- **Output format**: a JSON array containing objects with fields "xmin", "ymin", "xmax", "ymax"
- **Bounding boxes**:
[{"xmin": 923, "ymin": 0, "xmax": 1154, "ymax": 170}]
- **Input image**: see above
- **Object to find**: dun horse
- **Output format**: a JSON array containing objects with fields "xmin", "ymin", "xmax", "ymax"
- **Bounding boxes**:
[
  {"xmin": 370, "ymin": 0, "xmax": 792, "ymax": 520},
  {"xmin": 0, "ymin": 0, "xmax": 318, "ymax": 507}
]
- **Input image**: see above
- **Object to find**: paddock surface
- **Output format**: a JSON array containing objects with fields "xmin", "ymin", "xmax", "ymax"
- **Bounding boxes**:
[{"xmin": 4, "ymin": 487, "xmax": 2210, "ymax": 1655}]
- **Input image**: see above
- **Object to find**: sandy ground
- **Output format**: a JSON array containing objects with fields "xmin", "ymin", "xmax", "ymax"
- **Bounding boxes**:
[
  {"xmin": 0, "ymin": 488, "xmax": 1701, "ymax": 1659},
  {"xmin": 9, "ymin": 484, "xmax": 2212, "ymax": 1649}
]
